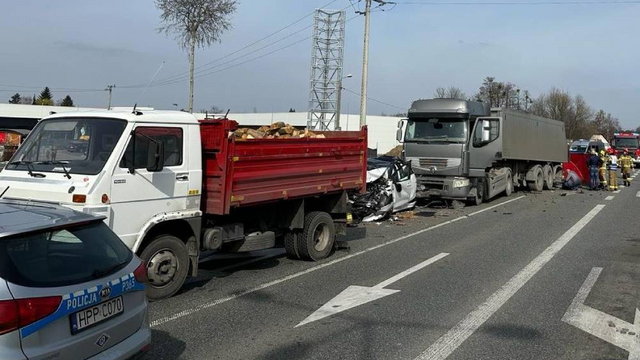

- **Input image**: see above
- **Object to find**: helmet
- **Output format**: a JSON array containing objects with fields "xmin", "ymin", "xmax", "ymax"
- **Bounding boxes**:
[{"xmin": 599, "ymin": 149, "xmax": 605, "ymax": 156}]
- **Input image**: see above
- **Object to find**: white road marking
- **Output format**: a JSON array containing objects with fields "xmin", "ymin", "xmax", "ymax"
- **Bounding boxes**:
[
  {"xmin": 614, "ymin": 190, "xmax": 621, "ymax": 194},
  {"xmin": 415, "ymin": 204, "xmax": 605, "ymax": 360},
  {"xmin": 150, "ymin": 195, "xmax": 526, "ymax": 327},
  {"xmin": 637, "ymin": 191, "xmax": 640, "ymax": 198},
  {"xmin": 605, "ymin": 196, "xmax": 615, "ymax": 201},
  {"xmin": 296, "ymin": 253, "xmax": 449, "ymax": 327},
  {"xmin": 562, "ymin": 268, "xmax": 640, "ymax": 359}
]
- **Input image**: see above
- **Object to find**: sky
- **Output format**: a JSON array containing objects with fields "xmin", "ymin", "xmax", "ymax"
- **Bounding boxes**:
[{"xmin": 0, "ymin": 0, "xmax": 638, "ymax": 129}]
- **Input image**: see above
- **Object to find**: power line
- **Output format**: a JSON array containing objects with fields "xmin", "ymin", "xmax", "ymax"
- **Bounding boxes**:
[
  {"xmin": 123, "ymin": 10, "xmax": 361, "ymax": 89},
  {"xmin": 121, "ymin": 0, "xmax": 343, "ymax": 88},
  {"xmin": 399, "ymin": 0, "xmax": 640, "ymax": 4},
  {"xmin": 342, "ymin": 87, "xmax": 405, "ymax": 110}
]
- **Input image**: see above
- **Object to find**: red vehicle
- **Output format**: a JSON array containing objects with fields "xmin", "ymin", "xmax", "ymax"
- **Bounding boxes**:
[
  {"xmin": 563, "ymin": 139, "xmax": 607, "ymax": 186},
  {"xmin": 611, "ymin": 132, "xmax": 640, "ymax": 166}
]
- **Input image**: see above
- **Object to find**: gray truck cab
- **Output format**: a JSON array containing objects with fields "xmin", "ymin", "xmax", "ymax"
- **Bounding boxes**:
[{"xmin": 400, "ymin": 99, "xmax": 490, "ymax": 200}]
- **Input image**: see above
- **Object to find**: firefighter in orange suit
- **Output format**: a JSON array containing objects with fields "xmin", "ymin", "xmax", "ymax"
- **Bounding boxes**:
[
  {"xmin": 619, "ymin": 149, "xmax": 633, "ymax": 187},
  {"xmin": 598, "ymin": 150, "xmax": 609, "ymax": 189}
]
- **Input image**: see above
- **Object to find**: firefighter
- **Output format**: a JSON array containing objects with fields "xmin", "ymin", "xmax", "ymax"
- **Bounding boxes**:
[
  {"xmin": 598, "ymin": 149, "xmax": 609, "ymax": 189},
  {"xmin": 608, "ymin": 151, "xmax": 619, "ymax": 191},
  {"xmin": 619, "ymin": 148, "xmax": 633, "ymax": 187}
]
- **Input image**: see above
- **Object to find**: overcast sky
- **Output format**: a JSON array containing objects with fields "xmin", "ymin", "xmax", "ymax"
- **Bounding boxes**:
[{"xmin": 1, "ymin": 0, "xmax": 638, "ymax": 128}]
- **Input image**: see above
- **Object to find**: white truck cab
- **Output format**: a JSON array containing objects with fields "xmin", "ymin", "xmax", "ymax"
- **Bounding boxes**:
[{"xmin": 0, "ymin": 109, "xmax": 204, "ymax": 299}]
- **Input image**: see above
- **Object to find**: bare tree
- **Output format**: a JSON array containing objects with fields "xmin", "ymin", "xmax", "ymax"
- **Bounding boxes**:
[
  {"xmin": 434, "ymin": 86, "xmax": 466, "ymax": 100},
  {"xmin": 156, "ymin": 0, "xmax": 237, "ymax": 112},
  {"xmin": 474, "ymin": 77, "xmax": 524, "ymax": 109},
  {"xmin": 531, "ymin": 89, "xmax": 594, "ymax": 140},
  {"xmin": 593, "ymin": 109, "xmax": 620, "ymax": 141}
]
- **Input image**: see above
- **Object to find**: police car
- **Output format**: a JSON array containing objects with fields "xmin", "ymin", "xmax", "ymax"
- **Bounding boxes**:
[{"xmin": 0, "ymin": 200, "xmax": 150, "ymax": 359}]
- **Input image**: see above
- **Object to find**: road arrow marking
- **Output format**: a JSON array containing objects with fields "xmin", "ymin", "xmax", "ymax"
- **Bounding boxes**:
[
  {"xmin": 562, "ymin": 267, "xmax": 640, "ymax": 360},
  {"xmin": 296, "ymin": 253, "xmax": 449, "ymax": 327}
]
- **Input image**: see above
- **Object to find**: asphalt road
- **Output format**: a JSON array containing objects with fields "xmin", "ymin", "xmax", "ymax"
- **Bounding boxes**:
[{"xmin": 145, "ymin": 169, "xmax": 640, "ymax": 360}]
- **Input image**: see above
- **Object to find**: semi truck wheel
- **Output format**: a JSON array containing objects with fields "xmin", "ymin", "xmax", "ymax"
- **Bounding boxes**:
[
  {"xmin": 139, "ymin": 235, "xmax": 189, "ymax": 301},
  {"xmin": 528, "ymin": 167, "xmax": 544, "ymax": 192},
  {"xmin": 505, "ymin": 172, "xmax": 513, "ymax": 196},
  {"xmin": 543, "ymin": 165, "xmax": 554, "ymax": 190},
  {"xmin": 284, "ymin": 231, "xmax": 301, "ymax": 260},
  {"xmin": 298, "ymin": 211, "xmax": 335, "ymax": 261}
]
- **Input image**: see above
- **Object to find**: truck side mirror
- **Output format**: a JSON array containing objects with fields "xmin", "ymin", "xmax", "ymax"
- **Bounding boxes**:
[
  {"xmin": 481, "ymin": 120, "xmax": 491, "ymax": 143},
  {"xmin": 146, "ymin": 140, "xmax": 164, "ymax": 172},
  {"xmin": 396, "ymin": 119, "xmax": 406, "ymax": 143}
]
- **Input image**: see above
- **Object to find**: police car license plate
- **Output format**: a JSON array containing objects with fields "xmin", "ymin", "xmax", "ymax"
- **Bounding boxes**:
[{"xmin": 70, "ymin": 296, "xmax": 124, "ymax": 334}]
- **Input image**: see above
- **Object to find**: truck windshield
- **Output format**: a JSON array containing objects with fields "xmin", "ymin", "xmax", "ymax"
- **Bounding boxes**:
[
  {"xmin": 405, "ymin": 118, "xmax": 466, "ymax": 143},
  {"xmin": 5, "ymin": 118, "xmax": 126, "ymax": 175},
  {"xmin": 614, "ymin": 138, "xmax": 639, "ymax": 148}
]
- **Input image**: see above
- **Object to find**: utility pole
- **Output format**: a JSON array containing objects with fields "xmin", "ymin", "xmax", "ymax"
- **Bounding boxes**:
[
  {"xmin": 357, "ymin": 0, "xmax": 394, "ymax": 128},
  {"xmin": 105, "ymin": 84, "xmax": 116, "ymax": 110},
  {"xmin": 358, "ymin": 0, "xmax": 372, "ymax": 128}
]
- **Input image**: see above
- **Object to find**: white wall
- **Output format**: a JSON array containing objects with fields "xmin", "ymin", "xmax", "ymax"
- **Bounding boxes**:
[{"xmin": 0, "ymin": 104, "xmax": 402, "ymax": 154}]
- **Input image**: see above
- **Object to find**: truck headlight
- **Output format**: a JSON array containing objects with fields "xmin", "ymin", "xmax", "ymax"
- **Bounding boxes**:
[{"xmin": 452, "ymin": 178, "xmax": 470, "ymax": 188}]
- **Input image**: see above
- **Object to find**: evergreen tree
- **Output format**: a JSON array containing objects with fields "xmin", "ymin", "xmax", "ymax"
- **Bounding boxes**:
[
  {"xmin": 59, "ymin": 95, "xmax": 74, "ymax": 107},
  {"xmin": 9, "ymin": 93, "xmax": 21, "ymax": 104},
  {"xmin": 36, "ymin": 87, "xmax": 54, "ymax": 106}
]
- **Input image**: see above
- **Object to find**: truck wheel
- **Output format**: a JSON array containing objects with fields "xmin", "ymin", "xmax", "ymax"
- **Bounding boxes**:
[
  {"xmin": 139, "ymin": 235, "xmax": 189, "ymax": 301},
  {"xmin": 505, "ymin": 172, "xmax": 513, "ymax": 197},
  {"xmin": 298, "ymin": 211, "xmax": 335, "ymax": 261},
  {"xmin": 543, "ymin": 165, "xmax": 554, "ymax": 190},
  {"xmin": 284, "ymin": 231, "xmax": 301, "ymax": 260},
  {"xmin": 468, "ymin": 185, "xmax": 484, "ymax": 206},
  {"xmin": 528, "ymin": 167, "xmax": 544, "ymax": 192}
]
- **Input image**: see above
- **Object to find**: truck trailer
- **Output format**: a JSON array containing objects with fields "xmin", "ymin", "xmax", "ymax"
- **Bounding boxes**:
[
  {"xmin": 398, "ymin": 99, "xmax": 567, "ymax": 205},
  {"xmin": 0, "ymin": 110, "xmax": 367, "ymax": 300}
]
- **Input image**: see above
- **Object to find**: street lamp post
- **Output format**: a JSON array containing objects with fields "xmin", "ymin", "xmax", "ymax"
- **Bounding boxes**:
[{"xmin": 336, "ymin": 74, "xmax": 352, "ymax": 130}]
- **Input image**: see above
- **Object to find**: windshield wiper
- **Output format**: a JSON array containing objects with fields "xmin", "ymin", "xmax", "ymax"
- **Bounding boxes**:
[
  {"xmin": 38, "ymin": 161, "xmax": 72, "ymax": 179},
  {"xmin": 8, "ymin": 161, "xmax": 46, "ymax": 178}
]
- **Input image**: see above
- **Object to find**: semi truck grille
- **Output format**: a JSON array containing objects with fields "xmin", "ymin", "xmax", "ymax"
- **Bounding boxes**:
[{"xmin": 419, "ymin": 158, "xmax": 448, "ymax": 168}]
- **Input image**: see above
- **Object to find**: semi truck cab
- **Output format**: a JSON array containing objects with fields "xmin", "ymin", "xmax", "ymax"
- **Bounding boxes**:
[{"xmin": 398, "ymin": 99, "xmax": 491, "ymax": 202}]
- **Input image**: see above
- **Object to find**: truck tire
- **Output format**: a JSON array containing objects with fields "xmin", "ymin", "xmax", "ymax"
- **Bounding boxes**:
[
  {"xmin": 543, "ymin": 165, "xmax": 554, "ymax": 190},
  {"xmin": 528, "ymin": 167, "xmax": 544, "ymax": 192},
  {"xmin": 284, "ymin": 231, "xmax": 301, "ymax": 260},
  {"xmin": 505, "ymin": 171, "xmax": 513, "ymax": 197},
  {"xmin": 298, "ymin": 211, "xmax": 335, "ymax": 261},
  {"xmin": 139, "ymin": 235, "xmax": 189, "ymax": 301}
]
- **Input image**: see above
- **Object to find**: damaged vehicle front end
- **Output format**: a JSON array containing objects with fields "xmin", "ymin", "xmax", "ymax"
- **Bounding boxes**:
[{"xmin": 350, "ymin": 156, "xmax": 417, "ymax": 223}]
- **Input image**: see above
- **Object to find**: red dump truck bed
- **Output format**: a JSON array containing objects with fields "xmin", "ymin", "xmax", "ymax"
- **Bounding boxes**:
[{"xmin": 199, "ymin": 119, "xmax": 367, "ymax": 215}]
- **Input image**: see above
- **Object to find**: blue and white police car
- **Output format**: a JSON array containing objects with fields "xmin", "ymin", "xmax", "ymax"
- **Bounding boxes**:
[{"xmin": 0, "ymin": 200, "xmax": 150, "ymax": 359}]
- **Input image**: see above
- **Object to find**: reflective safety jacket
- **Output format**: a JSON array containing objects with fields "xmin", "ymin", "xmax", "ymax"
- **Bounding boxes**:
[{"xmin": 619, "ymin": 155, "xmax": 633, "ymax": 169}]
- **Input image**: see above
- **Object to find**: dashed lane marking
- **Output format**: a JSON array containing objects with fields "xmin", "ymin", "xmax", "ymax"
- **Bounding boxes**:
[{"xmin": 605, "ymin": 196, "xmax": 615, "ymax": 201}]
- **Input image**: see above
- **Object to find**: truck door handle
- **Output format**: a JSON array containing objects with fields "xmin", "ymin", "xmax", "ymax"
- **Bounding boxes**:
[{"xmin": 176, "ymin": 174, "xmax": 189, "ymax": 181}]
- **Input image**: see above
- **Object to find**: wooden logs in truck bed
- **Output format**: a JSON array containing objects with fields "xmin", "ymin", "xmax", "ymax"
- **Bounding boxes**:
[{"xmin": 233, "ymin": 122, "xmax": 326, "ymax": 140}]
